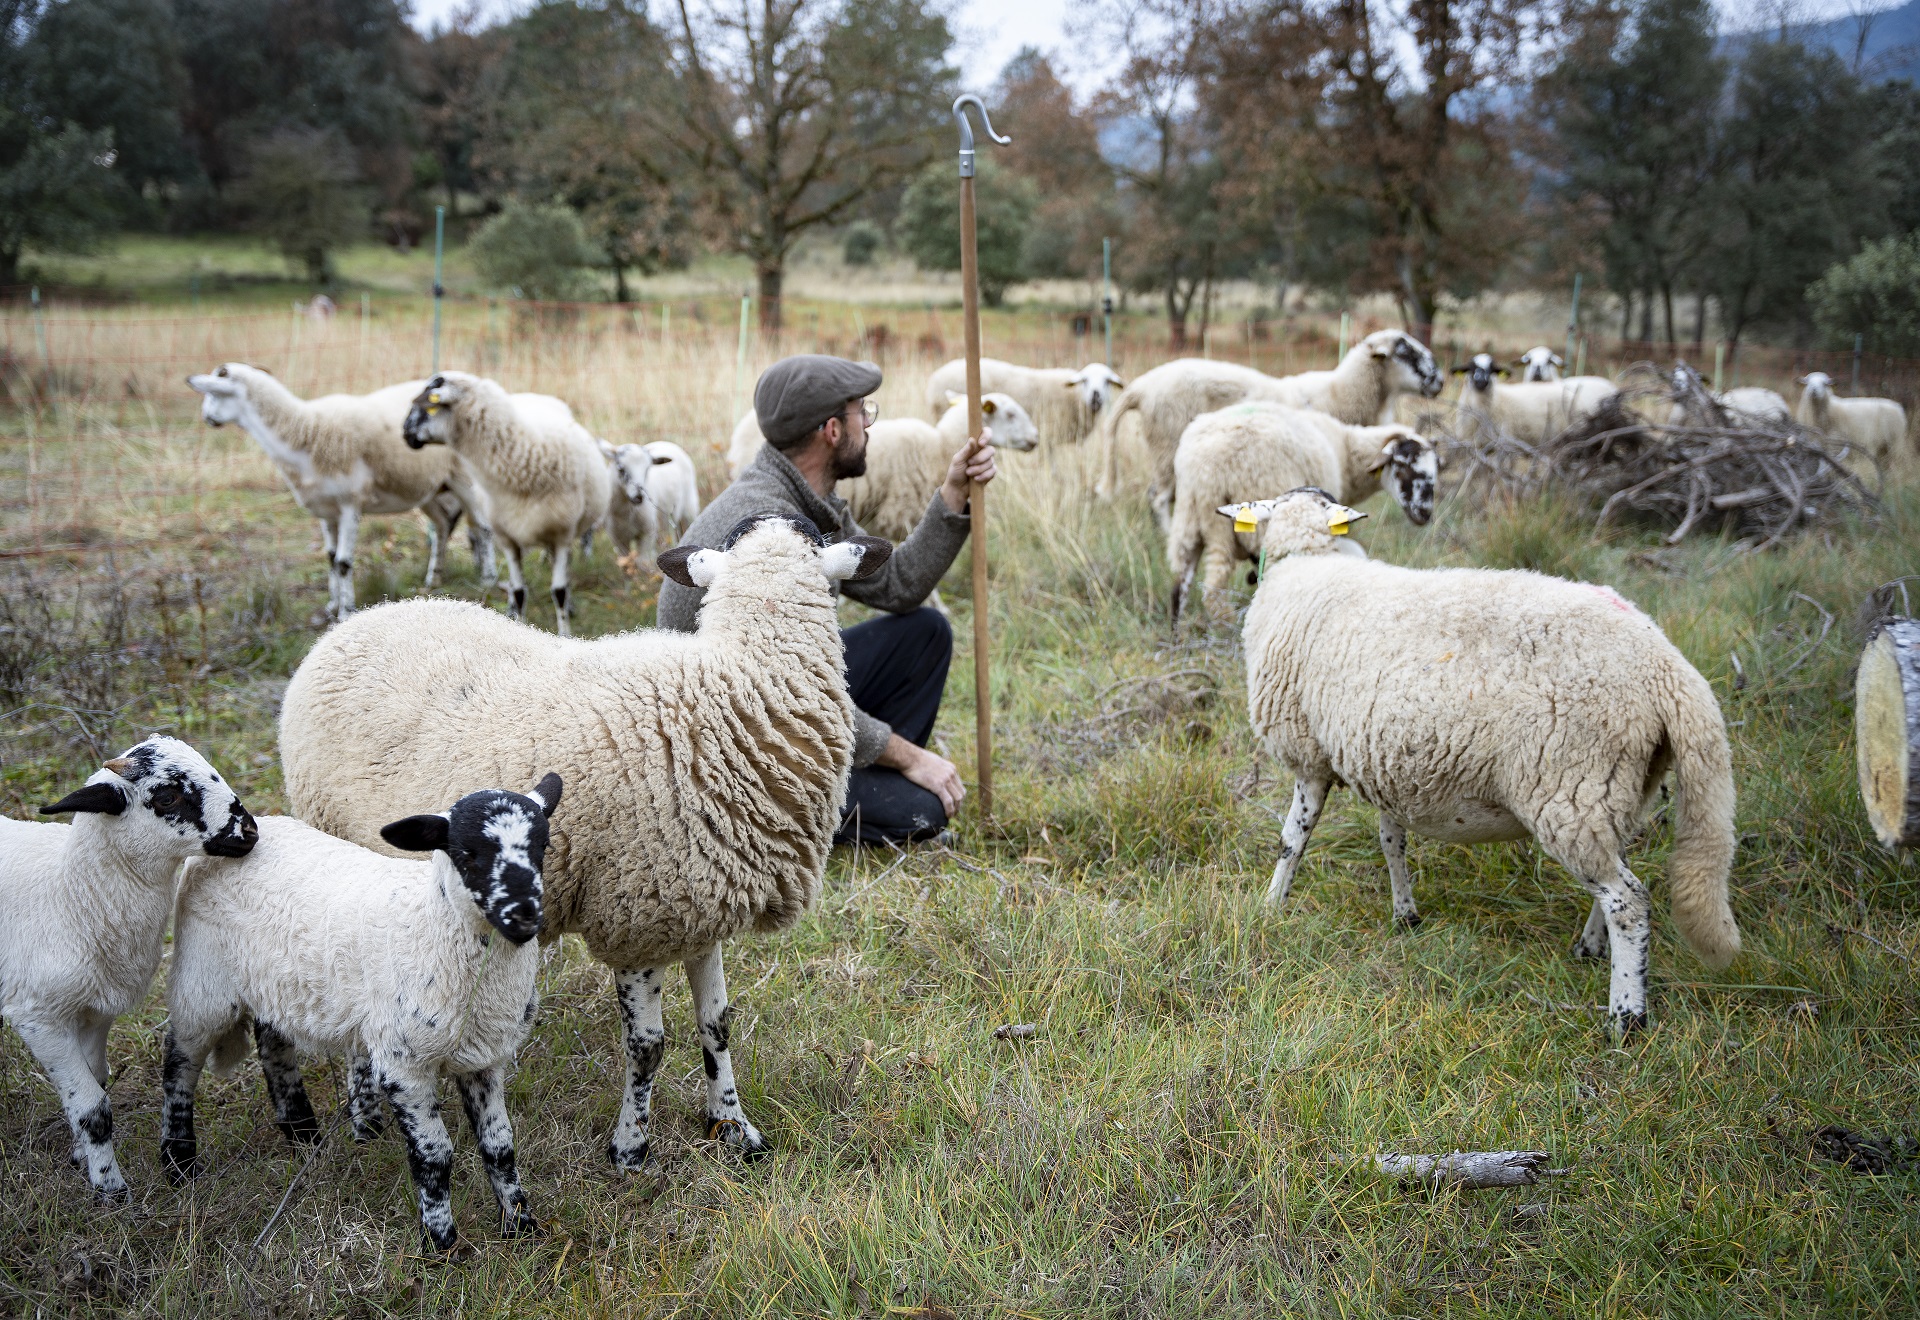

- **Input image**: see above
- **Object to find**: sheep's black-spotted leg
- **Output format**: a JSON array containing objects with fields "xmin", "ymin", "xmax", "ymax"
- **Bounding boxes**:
[
  {"xmin": 1267, "ymin": 776, "xmax": 1330, "ymax": 909},
  {"xmin": 1379, "ymin": 815, "xmax": 1421, "ymax": 929},
  {"xmin": 1582, "ymin": 859, "xmax": 1653, "ymax": 1036},
  {"xmin": 254, "ymin": 1021, "xmax": 319, "ymax": 1145},
  {"xmin": 1572, "ymin": 897, "xmax": 1611, "ymax": 961},
  {"xmin": 503, "ymin": 544, "xmax": 528, "ymax": 621},
  {"xmin": 609, "ymin": 967, "xmax": 665, "ymax": 1170},
  {"xmin": 15, "ymin": 1017, "xmax": 126, "ymax": 1199},
  {"xmin": 550, "ymin": 544, "xmax": 573, "ymax": 638},
  {"xmin": 455, "ymin": 1067, "xmax": 537, "ymax": 1237},
  {"xmin": 686, "ymin": 944, "xmax": 768, "ymax": 1159},
  {"xmin": 379, "ymin": 1064, "xmax": 461, "ymax": 1252},
  {"xmin": 421, "ymin": 496, "xmax": 454, "ymax": 589},
  {"xmin": 1170, "ymin": 563, "xmax": 1195, "ymax": 627},
  {"xmin": 348, "ymin": 1050, "xmax": 384, "ymax": 1141},
  {"xmin": 333, "ymin": 504, "xmax": 361, "ymax": 617},
  {"xmin": 160, "ymin": 1029, "xmax": 205, "ymax": 1180}
]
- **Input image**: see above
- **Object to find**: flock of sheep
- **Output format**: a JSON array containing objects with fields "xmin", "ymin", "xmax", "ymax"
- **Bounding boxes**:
[{"xmin": 0, "ymin": 329, "xmax": 1909, "ymax": 1252}]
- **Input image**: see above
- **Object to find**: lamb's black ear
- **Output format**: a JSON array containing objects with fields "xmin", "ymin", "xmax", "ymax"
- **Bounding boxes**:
[
  {"xmin": 380, "ymin": 814, "xmax": 451, "ymax": 854},
  {"xmin": 528, "ymin": 773, "xmax": 563, "ymax": 818},
  {"xmin": 40, "ymin": 783, "xmax": 128, "ymax": 816},
  {"xmin": 844, "ymin": 535, "xmax": 893, "ymax": 580},
  {"xmin": 657, "ymin": 545, "xmax": 701, "ymax": 587}
]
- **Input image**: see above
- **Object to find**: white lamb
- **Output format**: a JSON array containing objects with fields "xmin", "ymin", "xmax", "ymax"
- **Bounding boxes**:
[
  {"xmin": 1166, "ymin": 402, "xmax": 1437, "ymax": 622},
  {"xmin": 1, "ymin": 737, "xmax": 256, "ymax": 1199},
  {"xmin": 188, "ymin": 364, "xmax": 494, "ymax": 618},
  {"xmin": 403, "ymin": 372, "xmax": 612, "ymax": 636},
  {"xmin": 922, "ymin": 359, "xmax": 1125, "ymax": 447},
  {"xmin": 277, "ymin": 516, "xmax": 893, "ymax": 1173},
  {"xmin": 1795, "ymin": 372, "xmax": 1911, "ymax": 477},
  {"xmin": 1450, "ymin": 353, "xmax": 1617, "ymax": 445},
  {"xmin": 1516, "ymin": 347, "xmax": 1563, "ymax": 382},
  {"xmin": 1667, "ymin": 363, "xmax": 1792, "ymax": 427},
  {"xmin": 162, "ymin": 774, "xmax": 561, "ymax": 1251},
  {"xmin": 1226, "ymin": 487, "xmax": 1740, "ymax": 1034},
  {"xmin": 601, "ymin": 440, "xmax": 702, "ymax": 557},
  {"xmin": 838, "ymin": 393, "xmax": 1039, "ymax": 542},
  {"xmin": 1098, "ymin": 329, "xmax": 1444, "ymax": 525}
]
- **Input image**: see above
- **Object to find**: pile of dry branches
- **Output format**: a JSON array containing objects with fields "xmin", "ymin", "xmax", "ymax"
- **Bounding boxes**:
[{"xmin": 1439, "ymin": 363, "xmax": 1879, "ymax": 549}]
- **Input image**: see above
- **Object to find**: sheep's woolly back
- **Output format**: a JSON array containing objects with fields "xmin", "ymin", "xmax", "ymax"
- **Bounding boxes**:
[
  {"xmin": 279, "ymin": 523, "xmax": 853, "ymax": 969},
  {"xmin": 437, "ymin": 374, "xmax": 611, "ymax": 550},
  {"xmin": 222, "ymin": 366, "xmax": 453, "ymax": 505},
  {"xmin": 1796, "ymin": 383, "xmax": 1912, "ymax": 476},
  {"xmin": 924, "ymin": 358, "xmax": 1098, "ymax": 445},
  {"xmin": 1242, "ymin": 554, "xmax": 1738, "ymax": 966},
  {"xmin": 1455, "ymin": 375, "xmax": 1616, "ymax": 445},
  {"xmin": 837, "ymin": 419, "xmax": 952, "ymax": 542},
  {"xmin": 1167, "ymin": 404, "xmax": 1365, "ymax": 575},
  {"xmin": 728, "ymin": 411, "xmax": 766, "ymax": 478}
]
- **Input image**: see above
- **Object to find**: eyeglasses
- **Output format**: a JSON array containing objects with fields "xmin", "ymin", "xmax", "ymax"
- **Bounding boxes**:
[{"xmin": 842, "ymin": 399, "xmax": 878, "ymax": 427}]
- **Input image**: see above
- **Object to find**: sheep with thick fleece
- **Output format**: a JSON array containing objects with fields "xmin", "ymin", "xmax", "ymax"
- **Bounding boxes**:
[
  {"xmin": 1795, "ymin": 371, "xmax": 1911, "ymax": 476},
  {"xmin": 1166, "ymin": 402, "xmax": 1437, "ymax": 622},
  {"xmin": 838, "ymin": 393, "xmax": 1039, "ymax": 542},
  {"xmin": 1227, "ymin": 487, "xmax": 1739, "ymax": 1034},
  {"xmin": 403, "ymin": 372, "xmax": 611, "ymax": 636},
  {"xmin": 188, "ymin": 364, "xmax": 493, "ymax": 617},
  {"xmin": 277, "ymin": 516, "xmax": 894, "ymax": 1171},
  {"xmin": 1516, "ymin": 346, "xmax": 1563, "ymax": 382},
  {"xmin": 1098, "ymin": 330, "xmax": 1443, "ymax": 525},
  {"xmin": 602, "ymin": 440, "xmax": 702, "ymax": 557},
  {"xmin": 728, "ymin": 392, "xmax": 1037, "ymax": 491},
  {"xmin": 1450, "ymin": 353, "xmax": 1617, "ymax": 445},
  {"xmin": 922, "ymin": 358, "xmax": 1124, "ymax": 447},
  {"xmin": 1666, "ymin": 363, "xmax": 1791, "ymax": 428},
  {"xmin": 163, "ymin": 775, "xmax": 561, "ymax": 1251},
  {"xmin": 1, "ymin": 738, "xmax": 256, "ymax": 1199}
]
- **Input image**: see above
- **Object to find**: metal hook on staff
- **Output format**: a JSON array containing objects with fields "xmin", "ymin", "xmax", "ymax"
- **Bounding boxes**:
[{"xmin": 950, "ymin": 93, "xmax": 1010, "ymax": 819}]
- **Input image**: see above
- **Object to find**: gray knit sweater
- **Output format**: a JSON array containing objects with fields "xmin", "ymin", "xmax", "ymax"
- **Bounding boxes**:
[{"xmin": 656, "ymin": 442, "xmax": 971, "ymax": 766}]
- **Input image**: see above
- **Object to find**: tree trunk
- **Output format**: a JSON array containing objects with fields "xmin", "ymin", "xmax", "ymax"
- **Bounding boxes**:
[
  {"xmin": 0, "ymin": 245, "xmax": 18, "ymax": 287},
  {"xmin": 757, "ymin": 264, "xmax": 783, "ymax": 334},
  {"xmin": 1692, "ymin": 293, "xmax": 1707, "ymax": 349},
  {"xmin": 1638, "ymin": 291, "xmax": 1654, "ymax": 344},
  {"xmin": 612, "ymin": 260, "xmax": 630, "ymax": 305},
  {"xmin": 1166, "ymin": 283, "xmax": 1187, "ymax": 350},
  {"xmin": 1620, "ymin": 290, "xmax": 1633, "ymax": 341},
  {"xmin": 1661, "ymin": 283, "xmax": 1676, "ymax": 350}
]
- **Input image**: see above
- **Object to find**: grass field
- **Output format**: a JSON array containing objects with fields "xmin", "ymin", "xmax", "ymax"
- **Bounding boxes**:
[{"xmin": 1, "ymin": 296, "xmax": 1916, "ymax": 1318}]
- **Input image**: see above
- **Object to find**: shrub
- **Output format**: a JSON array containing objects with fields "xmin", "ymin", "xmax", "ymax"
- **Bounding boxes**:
[
  {"xmin": 1808, "ymin": 231, "xmax": 1920, "ymax": 356},
  {"xmin": 467, "ymin": 201, "xmax": 600, "ymax": 301},
  {"xmin": 841, "ymin": 219, "xmax": 883, "ymax": 266},
  {"xmin": 232, "ymin": 128, "xmax": 369, "ymax": 287},
  {"xmin": 894, "ymin": 160, "xmax": 1037, "ymax": 306}
]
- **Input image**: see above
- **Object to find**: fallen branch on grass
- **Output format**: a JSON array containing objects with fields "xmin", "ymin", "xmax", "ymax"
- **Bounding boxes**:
[{"xmin": 1337, "ymin": 1150, "xmax": 1571, "ymax": 1189}]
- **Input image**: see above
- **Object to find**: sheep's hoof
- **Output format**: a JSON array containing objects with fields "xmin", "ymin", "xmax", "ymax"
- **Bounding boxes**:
[
  {"xmin": 1394, "ymin": 912, "xmax": 1424, "ymax": 931},
  {"xmin": 607, "ymin": 1138, "xmax": 650, "ymax": 1171},
  {"xmin": 91, "ymin": 1172, "xmax": 130, "ymax": 1204},
  {"xmin": 161, "ymin": 1141, "xmax": 198, "ymax": 1183},
  {"xmin": 1246, "ymin": 569, "xmax": 1259, "ymax": 586},
  {"xmin": 707, "ymin": 1116, "xmax": 771, "ymax": 1161},
  {"xmin": 351, "ymin": 1114, "xmax": 384, "ymax": 1143},
  {"xmin": 1609, "ymin": 1009, "xmax": 1648, "ymax": 1039},
  {"xmin": 502, "ymin": 1206, "xmax": 542, "ymax": 1239},
  {"xmin": 1570, "ymin": 935, "xmax": 1609, "ymax": 961}
]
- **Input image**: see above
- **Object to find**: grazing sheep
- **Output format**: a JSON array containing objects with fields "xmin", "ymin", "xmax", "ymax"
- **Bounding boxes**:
[
  {"xmin": 187, "ymin": 364, "xmax": 494, "ymax": 618},
  {"xmin": 1098, "ymin": 330, "xmax": 1443, "ymax": 525},
  {"xmin": 602, "ymin": 440, "xmax": 702, "ymax": 557},
  {"xmin": 162, "ymin": 775, "xmax": 561, "ymax": 1251},
  {"xmin": 1667, "ymin": 363, "xmax": 1792, "ymax": 428},
  {"xmin": 277, "ymin": 515, "xmax": 894, "ymax": 1172},
  {"xmin": 838, "ymin": 393, "xmax": 1039, "ymax": 542},
  {"xmin": 922, "ymin": 358, "xmax": 1125, "ymax": 447},
  {"xmin": 1794, "ymin": 372, "xmax": 1911, "ymax": 477},
  {"xmin": 1, "ymin": 738, "xmax": 256, "ymax": 1199},
  {"xmin": 1229, "ymin": 487, "xmax": 1739, "ymax": 1034},
  {"xmin": 1166, "ymin": 402, "xmax": 1437, "ymax": 622},
  {"xmin": 403, "ymin": 372, "xmax": 612, "ymax": 636},
  {"xmin": 1451, "ymin": 353, "xmax": 1617, "ymax": 445},
  {"xmin": 1516, "ymin": 347, "xmax": 1564, "ymax": 382}
]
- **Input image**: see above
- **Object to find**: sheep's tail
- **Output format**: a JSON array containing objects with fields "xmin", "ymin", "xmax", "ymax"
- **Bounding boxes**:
[
  {"xmin": 206, "ymin": 1022, "xmax": 253, "ymax": 1078},
  {"xmin": 1097, "ymin": 386, "xmax": 1144, "ymax": 498},
  {"xmin": 1660, "ymin": 664, "xmax": 1740, "ymax": 969}
]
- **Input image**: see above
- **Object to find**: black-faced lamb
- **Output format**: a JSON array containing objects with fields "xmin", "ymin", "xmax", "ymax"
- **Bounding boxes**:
[
  {"xmin": 275, "ymin": 515, "xmax": 892, "ymax": 1172},
  {"xmin": 161, "ymin": 774, "xmax": 560, "ymax": 1250},
  {"xmin": 1228, "ymin": 487, "xmax": 1740, "ymax": 1034},
  {"xmin": 1, "ymin": 738, "xmax": 256, "ymax": 1199},
  {"xmin": 403, "ymin": 372, "xmax": 612, "ymax": 636},
  {"xmin": 187, "ymin": 364, "xmax": 494, "ymax": 617}
]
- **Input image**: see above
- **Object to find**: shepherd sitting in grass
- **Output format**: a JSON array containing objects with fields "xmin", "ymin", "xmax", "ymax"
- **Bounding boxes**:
[{"xmin": 657, "ymin": 354, "xmax": 997, "ymax": 845}]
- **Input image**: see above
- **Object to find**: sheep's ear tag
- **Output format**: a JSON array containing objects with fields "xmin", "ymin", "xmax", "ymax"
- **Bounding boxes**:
[
  {"xmin": 1233, "ymin": 507, "xmax": 1259, "ymax": 534},
  {"xmin": 1327, "ymin": 509, "xmax": 1367, "ymax": 536}
]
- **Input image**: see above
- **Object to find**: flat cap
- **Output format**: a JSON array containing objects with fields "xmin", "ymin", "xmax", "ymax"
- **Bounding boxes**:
[{"xmin": 754, "ymin": 355, "xmax": 883, "ymax": 449}]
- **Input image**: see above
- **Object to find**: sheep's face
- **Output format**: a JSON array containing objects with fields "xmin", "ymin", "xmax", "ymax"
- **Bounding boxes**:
[
  {"xmin": 41, "ymin": 735, "xmax": 257, "ymax": 861},
  {"xmin": 1066, "ymin": 364, "xmax": 1125, "ymax": 417},
  {"xmin": 379, "ymin": 774, "xmax": 561, "ymax": 946},
  {"xmin": 1669, "ymin": 362, "xmax": 1704, "ymax": 399},
  {"xmin": 1801, "ymin": 371, "xmax": 1833, "ymax": 401},
  {"xmin": 187, "ymin": 364, "xmax": 250, "ymax": 428},
  {"xmin": 604, "ymin": 441, "xmax": 672, "ymax": 506},
  {"xmin": 1451, "ymin": 352, "xmax": 1505, "ymax": 396},
  {"xmin": 1370, "ymin": 428, "xmax": 1439, "ymax": 526},
  {"xmin": 1218, "ymin": 488, "xmax": 1369, "ymax": 560},
  {"xmin": 403, "ymin": 375, "xmax": 465, "ymax": 449},
  {"xmin": 943, "ymin": 392, "xmax": 1040, "ymax": 451},
  {"xmin": 1516, "ymin": 347, "xmax": 1563, "ymax": 382},
  {"xmin": 1370, "ymin": 331, "xmax": 1443, "ymax": 398},
  {"xmin": 656, "ymin": 515, "xmax": 893, "ymax": 593}
]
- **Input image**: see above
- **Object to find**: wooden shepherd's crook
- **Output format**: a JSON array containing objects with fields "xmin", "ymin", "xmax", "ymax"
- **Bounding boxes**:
[{"xmin": 954, "ymin": 93, "xmax": 1009, "ymax": 817}]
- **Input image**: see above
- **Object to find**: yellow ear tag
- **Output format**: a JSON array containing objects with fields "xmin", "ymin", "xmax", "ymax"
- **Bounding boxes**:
[
  {"xmin": 1234, "ymin": 512, "xmax": 1258, "ymax": 534},
  {"xmin": 1328, "ymin": 519, "xmax": 1352, "ymax": 536}
]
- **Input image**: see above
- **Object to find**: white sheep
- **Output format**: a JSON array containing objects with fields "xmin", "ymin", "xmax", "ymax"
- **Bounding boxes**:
[
  {"xmin": 1450, "ymin": 353, "xmax": 1617, "ymax": 445},
  {"xmin": 1794, "ymin": 372, "xmax": 1911, "ymax": 477},
  {"xmin": 922, "ymin": 358, "xmax": 1125, "ymax": 447},
  {"xmin": 1099, "ymin": 330, "xmax": 1444, "ymax": 525},
  {"xmin": 1226, "ymin": 487, "xmax": 1740, "ymax": 1034},
  {"xmin": 187, "ymin": 364, "xmax": 494, "ymax": 618},
  {"xmin": 277, "ymin": 515, "xmax": 894, "ymax": 1173},
  {"xmin": 1666, "ymin": 363, "xmax": 1792, "ymax": 428},
  {"xmin": 402, "ymin": 372, "xmax": 612, "ymax": 636},
  {"xmin": 1516, "ymin": 347, "xmax": 1563, "ymax": 382},
  {"xmin": 838, "ymin": 393, "xmax": 1039, "ymax": 542},
  {"xmin": 1, "ymin": 737, "xmax": 256, "ymax": 1199},
  {"xmin": 162, "ymin": 775, "xmax": 561, "ymax": 1251},
  {"xmin": 601, "ymin": 440, "xmax": 702, "ymax": 558},
  {"xmin": 1166, "ymin": 402, "xmax": 1437, "ymax": 622}
]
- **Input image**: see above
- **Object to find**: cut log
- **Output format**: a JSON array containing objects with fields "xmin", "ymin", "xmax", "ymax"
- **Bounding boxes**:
[
  {"xmin": 1856, "ymin": 617, "xmax": 1920, "ymax": 849},
  {"xmin": 1341, "ymin": 1151, "xmax": 1570, "ymax": 1189}
]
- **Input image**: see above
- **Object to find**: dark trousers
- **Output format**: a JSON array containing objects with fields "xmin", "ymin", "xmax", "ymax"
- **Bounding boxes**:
[{"xmin": 837, "ymin": 607, "xmax": 952, "ymax": 844}]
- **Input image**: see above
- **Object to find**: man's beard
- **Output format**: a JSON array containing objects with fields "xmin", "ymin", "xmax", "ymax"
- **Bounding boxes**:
[{"xmin": 829, "ymin": 434, "xmax": 867, "ymax": 481}]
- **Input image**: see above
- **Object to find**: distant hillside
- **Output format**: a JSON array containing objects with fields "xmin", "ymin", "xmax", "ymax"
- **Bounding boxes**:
[{"xmin": 1726, "ymin": 0, "xmax": 1920, "ymax": 83}]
